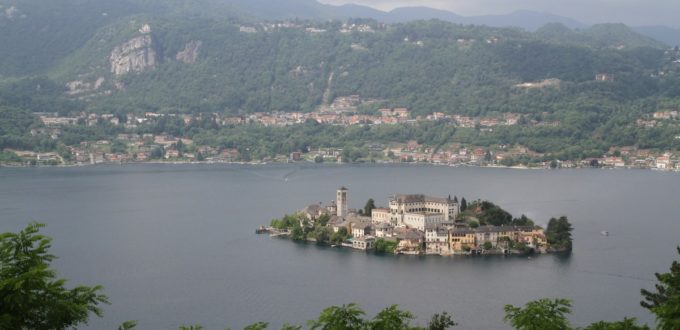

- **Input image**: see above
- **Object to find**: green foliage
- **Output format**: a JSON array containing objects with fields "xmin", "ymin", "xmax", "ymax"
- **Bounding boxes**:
[
  {"xmin": 0, "ymin": 223, "xmax": 109, "ymax": 330},
  {"xmin": 179, "ymin": 326, "xmax": 203, "ymax": 330},
  {"xmin": 504, "ymin": 298, "xmax": 572, "ymax": 330},
  {"xmin": 369, "ymin": 305, "xmax": 416, "ymax": 330},
  {"xmin": 640, "ymin": 246, "xmax": 680, "ymax": 330},
  {"xmin": 583, "ymin": 318, "xmax": 650, "ymax": 330},
  {"xmin": 270, "ymin": 214, "xmax": 302, "ymax": 230},
  {"xmin": 313, "ymin": 226, "xmax": 331, "ymax": 244},
  {"xmin": 308, "ymin": 303, "xmax": 366, "ymax": 330},
  {"xmin": 244, "ymin": 322, "xmax": 269, "ymax": 330},
  {"xmin": 374, "ymin": 238, "xmax": 397, "ymax": 254},
  {"xmin": 290, "ymin": 224, "xmax": 305, "ymax": 241},
  {"xmin": 364, "ymin": 198, "xmax": 376, "ymax": 217},
  {"xmin": 427, "ymin": 312, "xmax": 458, "ymax": 330},
  {"xmin": 483, "ymin": 241, "xmax": 493, "ymax": 250},
  {"xmin": 460, "ymin": 198, "xmax": 467, "ymax": 212},
  {"xmin": 0, "ymin": 150, "xmax": 22, "ymax": 163},
  {"xmin": 512, "ymin": 215, "xmax": 535, "ymax": 226},
  {"xmin": 546, "ymin": 216, "xmax": 574, "ymax": 251},
  {"xmin": 110, "ymin": 140, "xmax": 128, "ymax": 154},
  {"xmin": 118, "ymin": 320, "xmax": 139, "ymax": 330},
  {"xmin": 470, "ymin": 201, "xmax": 513, "ymax": 226},
  {"xmin": 317, "ymin": 214, "xmax": 331, "ymax": 227},
  {"xmin": 331, "ymin": 227, "xmax": 350, "ymax": 245}
]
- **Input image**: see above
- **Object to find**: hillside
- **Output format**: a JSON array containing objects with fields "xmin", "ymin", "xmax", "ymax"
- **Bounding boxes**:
[
  {"xmin": 1, "ymin": 0, "xmax": 680, "ymax": 164},
  {"xmin": 45, "ymin": 17, "xmax": 672, "ymax": 116}
]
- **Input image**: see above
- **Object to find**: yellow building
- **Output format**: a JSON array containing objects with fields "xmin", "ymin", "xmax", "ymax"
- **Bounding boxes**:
[{"xmin": 449, "ymin": 230, "xmax": 476, "ymax": 251}]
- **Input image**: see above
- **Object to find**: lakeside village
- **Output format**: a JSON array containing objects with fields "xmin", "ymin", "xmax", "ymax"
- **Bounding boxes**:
[
  {"xmin": 5, "ymin": 96, "xmax": 680, "ymax": 171},
  {"xmin": 257, "ymin": 187, "xmax": 573, "ymax": 256}
]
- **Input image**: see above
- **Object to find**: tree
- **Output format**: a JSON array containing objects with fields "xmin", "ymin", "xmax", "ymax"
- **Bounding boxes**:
[
  {"xmin": 584, "ymin": 318, "xmax": 649, "ymax": 330},
  {"xmin": 369, "ymin": 305, "xmax": 415, "ymax": 330},
  {"xmin": 364, "ymin": 198, "xmax": 376, "ymax": 217},
  {"xmin": 483, "ymin": 241, "xmax": 493, "ymax": 250},
  {"xmin": 308, "ymin": 303, "xmax": 366, "ymax": 330},
  {"xmin": 290, "ymin": 225, "xmax": 305, "ymax": 241},
  {"xmin": 460, "ymin": 198, "xmax": 467, "ymax": 212},
  {"xmin": 118, "ymin": 320, "xmax": 138, "ymax": 330},
  {"xmin": 374, "ymin": 238, "xmax": 397, "ymax": 254},
  {"xmin": 331, "ymin": 227, "xmax": 349, "ymax": 244},
  {"xmin": 427, "ymin": 312, "xmax": 458, "ymax": 330},
  {"xmin": 546, "ymin": 216, "xmax": 574, "ymax": 251},
  {"xmin": 0, "ymin": 223, "xmax": 109, "ymax": 330},
  {"xmin": 317, "ymin": 214, "xmax": 331, "ymax": 227},
  {"xmin": 244, "ymin": 322, "xmax": 269, "ymax": 330},
  {"xmin": 503, "ymin": 298, "xmax": 572, "ymax": 330},
  {"xmin": 314, "ymin": 226, "xmax": 331, "ymax": 244},
  {"xmin": 640, "ymin": 246, "xmax": 680, "ymax": 330},
  {"xmin": 150, "ymin": 146, "xmax": 163, "ymax": 159}
]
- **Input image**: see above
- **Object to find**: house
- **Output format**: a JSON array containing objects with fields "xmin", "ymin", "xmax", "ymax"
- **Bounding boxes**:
[
  {"xmin": 374, "ymin": 222, "xmax": 394, "ymax": 238},
  {"xmin": 164, "ymin": 149, "xmax": 180, "ymax": 159},
  {"xmin": 328, "ymin": 216, "xmax": 349, "ymax": 233},
  {"xmin": 595, "ymin": 73, "xmax": 614, "ymax": 82},
  {"xmin": 449, "ymin": 229, "xmax": 476, "ymax": 251},
  {"xmin": 352, "ymin": 236, "xmax": 375, "ymax": 250},
  {"xmin": 350, "ymin": 221, "xmax": 373, "ymax": 238},
  {"xmin": 425, "ymin": 226, "xmax": 450, "ymax": 255},
  {"xmin": 656, "ymin": 154, "xmax": 672, "ymax": 169},
  {"xmin": 301, "ymin": 204, "xmax": 329, "ymax": 222},
  {"xmin": 395, "ymin": 228, "xmax": 423, "ymax": 254}
]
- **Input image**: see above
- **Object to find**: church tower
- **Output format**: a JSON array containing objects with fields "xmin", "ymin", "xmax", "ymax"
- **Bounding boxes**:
[{"xmin": 337, "ymin": 187, "xmax": 348, "ymax": 218}]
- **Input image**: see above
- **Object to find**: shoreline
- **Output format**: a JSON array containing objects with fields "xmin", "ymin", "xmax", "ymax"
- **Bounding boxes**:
[
  {"xmin": 257, "ymin": 228, "xmax": 569, "ymax": 258},
  {"xmin": 1, "ymin": 159, "xmax": 677, "ymax": 173}
]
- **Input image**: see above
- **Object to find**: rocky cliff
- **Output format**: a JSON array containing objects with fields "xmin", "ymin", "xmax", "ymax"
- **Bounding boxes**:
[
  {"xmin": 109, "ymin": 34, "xmax": 157, "ymax": 76},
  {"xmin": 176, "ymin": 40, "xmax": 202, "ymax": 64}
]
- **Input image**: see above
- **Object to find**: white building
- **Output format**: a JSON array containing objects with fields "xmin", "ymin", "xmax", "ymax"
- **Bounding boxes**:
[
  {"xmin": 352, "ymin": 236, "xmax": 375, "ymax": 250},
  {"xmin": 403, "ymin": 212, "xmax": 445, "ymax": 231},
  {"xmin": 425, "ymin": 226, "xmax": 449, "ymax": 255},
  {"xmin": 372, "ymin": 194, "xmax": 458, "ymax": 227}
]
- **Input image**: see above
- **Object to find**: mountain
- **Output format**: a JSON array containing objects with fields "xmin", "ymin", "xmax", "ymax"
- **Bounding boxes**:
[
  {"xmin": 1, "ymin": 0, "xmax": 680, "ymax": 159},
  {"xmin": 459, "ymin": 10, "xmax": 585, "ymax": 31},
  {"xmin": 536, "ymin": 23, "xmax": 666, "ymax": 49}
]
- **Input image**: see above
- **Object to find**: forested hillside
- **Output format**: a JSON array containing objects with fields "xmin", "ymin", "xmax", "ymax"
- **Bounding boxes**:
[{"xmin": 1, "ymin": 0, "xmax": 680, "ymax": 164}]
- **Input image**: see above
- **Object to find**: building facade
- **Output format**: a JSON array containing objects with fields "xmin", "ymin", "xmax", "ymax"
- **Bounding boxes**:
[{"xmin": 337, "ymin": 187, "xmax": 348, "ymax": 218}]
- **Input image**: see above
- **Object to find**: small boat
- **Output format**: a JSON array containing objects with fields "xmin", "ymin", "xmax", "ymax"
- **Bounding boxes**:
[{"xmin": 601, "ymin": 231, "xmax": 609, "ymax": 236}]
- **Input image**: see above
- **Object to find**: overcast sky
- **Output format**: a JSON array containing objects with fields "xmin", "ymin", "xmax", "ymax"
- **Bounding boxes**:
[{"xmin": 318, "ymin": 0, "xmax": 680, "ymax": 27}]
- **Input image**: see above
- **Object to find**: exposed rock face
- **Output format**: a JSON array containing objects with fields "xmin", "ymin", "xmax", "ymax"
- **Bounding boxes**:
[
  {"xmin": 175, "ymin": 40, "xmax": 202, "ymax": 64},
  {"xmin": 66, "ymin": 77, "xmax": 105, "ymax": 95},
  {"xmin": 110, "ymin": 35, "xmax": 157, "ymax": 76}
]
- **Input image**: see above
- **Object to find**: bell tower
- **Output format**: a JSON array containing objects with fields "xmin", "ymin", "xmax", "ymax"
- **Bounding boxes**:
[{"xmin": 337, "ymin": 187, "xmax": 348, "ymax": 218}]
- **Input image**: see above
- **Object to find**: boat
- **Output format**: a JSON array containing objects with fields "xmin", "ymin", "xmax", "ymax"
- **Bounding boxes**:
[{"xmin": 601, "ymin": 231, "xmax": 609, "ymax": 236}]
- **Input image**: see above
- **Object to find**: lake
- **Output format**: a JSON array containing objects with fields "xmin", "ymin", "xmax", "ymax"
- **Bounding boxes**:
[{"xmin": 1, "ymin": 164, "xmax": 678, "ymax": 329}]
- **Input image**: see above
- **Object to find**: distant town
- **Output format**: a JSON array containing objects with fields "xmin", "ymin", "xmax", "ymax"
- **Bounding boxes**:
[
  {"xmin": 257, "ymin": 187, "xmax": 573, "ymax": 256},
  {"xmin": 4, "ymin": 96, "xmax": 680, "ymax": 171}
]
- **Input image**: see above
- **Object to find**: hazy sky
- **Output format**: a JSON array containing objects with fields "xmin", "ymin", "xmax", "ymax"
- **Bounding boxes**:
[{"xmin": 318, "ymin": 0, "xmax": 680, "ymax": 27}]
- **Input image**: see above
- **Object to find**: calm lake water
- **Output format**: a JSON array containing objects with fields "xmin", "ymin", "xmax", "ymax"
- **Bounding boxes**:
[{"xmin": 1, "ymin": 164, "xmax": 679, "ymax": 329}]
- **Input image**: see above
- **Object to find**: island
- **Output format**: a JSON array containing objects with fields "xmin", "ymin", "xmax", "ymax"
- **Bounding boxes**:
[{"xmin": 257, "ymin": 187, "xmax": 573, "ymax": 256}]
